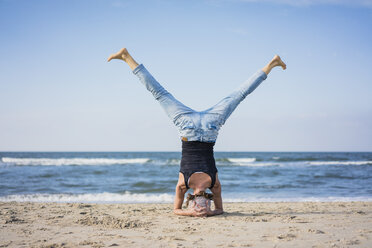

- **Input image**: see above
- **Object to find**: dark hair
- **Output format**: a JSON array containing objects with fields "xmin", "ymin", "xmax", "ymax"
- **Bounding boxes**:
[{"xmin": 185, "ymin": 191, "xmax": 214, "ymax": 207}]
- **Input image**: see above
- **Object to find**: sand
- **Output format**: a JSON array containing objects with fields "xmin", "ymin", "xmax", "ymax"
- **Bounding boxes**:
[{"xmin": 0, "ymin": 201, "xmax": 371, "ymax": 247}]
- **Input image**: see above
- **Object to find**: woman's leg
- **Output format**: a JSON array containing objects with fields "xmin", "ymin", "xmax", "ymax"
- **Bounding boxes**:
[
  {"xmin": 206, "ymin": 55, "xmax": 286, "ymax": 125},
  {"xmin": 108, "ymin": 48, "xmax": 195, "ymax": 123}
]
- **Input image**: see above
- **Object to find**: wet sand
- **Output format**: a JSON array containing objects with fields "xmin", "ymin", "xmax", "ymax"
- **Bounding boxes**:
[{"xmin": 0, "ymin": 201, "xmax": 371, "ymax": 247}]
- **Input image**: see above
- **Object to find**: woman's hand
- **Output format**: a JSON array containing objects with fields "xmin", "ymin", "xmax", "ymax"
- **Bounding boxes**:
[
  {"xmin": 173, "ymin": 201, "xmax": 207, "ymax": 217},
  {"xmin": 207, "ymin": 209, "xmax": 224, "ymax": 216},
  {"xmin": 189, "ymin": 201, "xmax": 208, "ymax": 217},
  {"xmin": 204, "ymin": 200, "xmax": 223, "ymax": 216}
]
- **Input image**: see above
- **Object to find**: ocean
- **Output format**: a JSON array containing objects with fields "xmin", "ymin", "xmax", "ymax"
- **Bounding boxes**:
[{"xmin": 0, "ymin": 152, "xmax": 371, "ymax": 203}]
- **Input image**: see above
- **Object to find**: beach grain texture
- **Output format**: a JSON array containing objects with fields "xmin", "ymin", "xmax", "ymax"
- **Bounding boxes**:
[{"xmin": 0, "ymin": 202, "xmax": 371, "ymax": 247}]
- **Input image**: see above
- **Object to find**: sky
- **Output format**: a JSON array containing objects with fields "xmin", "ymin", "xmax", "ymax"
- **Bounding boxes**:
[{"xmin": 0, "ymin": 0, "xmax": 371, "ymax": 151}]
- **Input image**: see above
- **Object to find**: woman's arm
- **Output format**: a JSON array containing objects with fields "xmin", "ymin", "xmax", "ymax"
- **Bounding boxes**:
[
  {"xmin": 173, "ymin": 174, "xmax": 187, "ymax": 211},
  {"xmin": 173, "ymin": 183, "xmax": 187, "ymax": 212},
  {"xmin": 209, "ymin": 176, "xmax": 224, "ymax": 216},
  {"xmin": 173, "ymin": 175, "xmax": 192, "ymax": 216}
]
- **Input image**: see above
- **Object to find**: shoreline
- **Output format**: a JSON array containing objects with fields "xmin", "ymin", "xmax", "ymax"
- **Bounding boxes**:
[
  {"xmin": 1, "ymin": 201, "xmax": 371, "ymax": 247},
  {"xmin": 1, "ymin": 192, "xmax": 371, "ymax": 204}
]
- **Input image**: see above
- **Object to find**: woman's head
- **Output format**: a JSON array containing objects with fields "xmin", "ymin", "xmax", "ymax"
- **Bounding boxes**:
[{"xmin": 185, "ymin": 191, "xmax": 213, "ymax": 212}]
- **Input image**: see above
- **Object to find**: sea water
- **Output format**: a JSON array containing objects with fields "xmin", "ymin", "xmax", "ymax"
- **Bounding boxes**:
[{"xmin": 0, "ymin": 152, "xmax": 371, "ymax": 203}]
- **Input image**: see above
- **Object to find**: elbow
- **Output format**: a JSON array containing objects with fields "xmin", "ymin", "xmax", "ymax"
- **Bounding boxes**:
[
  {"xmin": 173, "ymin": 209, "xmax": 185, "ymax": 216},
  {"xmin": 173, "ymin": 208, "xmax": 180, "ymax": 214}
]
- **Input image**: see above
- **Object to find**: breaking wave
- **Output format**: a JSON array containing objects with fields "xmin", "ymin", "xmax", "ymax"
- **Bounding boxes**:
[
  {"xmin": 1, "ymin": 157, "xmax": 150, "ymax": 166},
  {"xmin": 0, "ymin": 192, "xmax": 174, "ymax": 203},
  {"xmin": 0, "ymin": 192, "xmax": 371, "ymax": 203},
  {"xmin": 308, "ymin": 161, "xmax": 372, "ymax": 166},
  {"xmin": 227, "ymin": 158, "xmax": 256, "ymax": 163}
]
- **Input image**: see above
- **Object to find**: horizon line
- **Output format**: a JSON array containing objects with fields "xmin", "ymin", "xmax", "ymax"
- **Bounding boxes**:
[{"xmin": 1, "ymin": 150, "xmax": 371, "ymax": 153}]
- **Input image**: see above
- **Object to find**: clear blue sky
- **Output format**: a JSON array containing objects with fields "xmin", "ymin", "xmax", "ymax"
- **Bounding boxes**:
[{"xmin": 0, "ymin": 0, "xmax": 371, "ymax": 151}]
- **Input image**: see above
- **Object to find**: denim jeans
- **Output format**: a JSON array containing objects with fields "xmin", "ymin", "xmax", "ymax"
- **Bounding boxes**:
[{"xmin": 133, "ymin": 64, "xmax": 267, "ymax": 143}]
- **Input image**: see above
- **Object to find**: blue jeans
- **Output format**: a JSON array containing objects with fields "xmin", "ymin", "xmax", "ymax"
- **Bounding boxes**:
[{"xmin": 133, "ymin": 64, "xmax": 267, "ymax": 142}]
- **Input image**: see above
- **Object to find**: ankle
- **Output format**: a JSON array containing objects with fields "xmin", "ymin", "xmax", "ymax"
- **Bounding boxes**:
[{"xmin": 122, "ymin": 53, "xmax": 130, "ymax": 62}]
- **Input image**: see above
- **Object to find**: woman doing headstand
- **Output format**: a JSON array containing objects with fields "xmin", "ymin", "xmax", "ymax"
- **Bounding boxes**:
[{"xmin": 108, "ymin": 48, "xmax": 286, "ymax": 217}]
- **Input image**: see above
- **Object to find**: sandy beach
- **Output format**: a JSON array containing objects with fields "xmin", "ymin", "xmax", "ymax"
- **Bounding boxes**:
[{"xmin": 0, "ymin": 202, "xmax": 371, "ymax": 247}]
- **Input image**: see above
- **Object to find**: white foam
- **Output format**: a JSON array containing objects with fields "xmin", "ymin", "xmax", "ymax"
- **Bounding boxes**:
[
  {"xmin": 223, "ymin": 196, "xmax": 372, "ymax": 202},
  {"xmin": 1, "ymin": 157, "xmax": 150, "ymax": 166},
  {"xmin": 0, "ymin": 193, "xmax": 370, "ymax": 203},
  {"xmin": 227, "ymin": 158, "xmax": 279, "ymax": 167},
  {"xmin": 308, "ymin": 161, "xmax": 372, "ymax": 166},
  {"xmin": 167, "ymin": 159, "xmax": 181, "ymax": 165},
  {"xmin": 0, "ymin": 192, "xmax": 173, "ymax": 203},
  {"xmin": 246, "ymin": 162, "xmax": 280, "ymax": 167},
  {"xmin": 228, "ymin": 158, "xmax": 256, "ymax": 163}
]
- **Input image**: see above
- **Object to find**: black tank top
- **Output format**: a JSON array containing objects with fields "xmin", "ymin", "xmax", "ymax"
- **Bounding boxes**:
[{"xmin": 180, "ymin": 140, "xmax": 218, "ymax": 189}]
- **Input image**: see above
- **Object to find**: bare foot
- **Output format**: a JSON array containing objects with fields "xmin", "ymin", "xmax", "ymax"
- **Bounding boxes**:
[
  {"xmin": 270, "ymin": 55, "xmax": 287, "ymax": 70},
  {"xmin": 107, "ymin": 48, "xmax": 130, "ymax": 62}
]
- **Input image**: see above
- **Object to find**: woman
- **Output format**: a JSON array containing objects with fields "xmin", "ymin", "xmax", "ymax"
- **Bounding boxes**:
[{"xmin": 108, "ymin": 48, "xmax": 286, "ymax": 217}]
